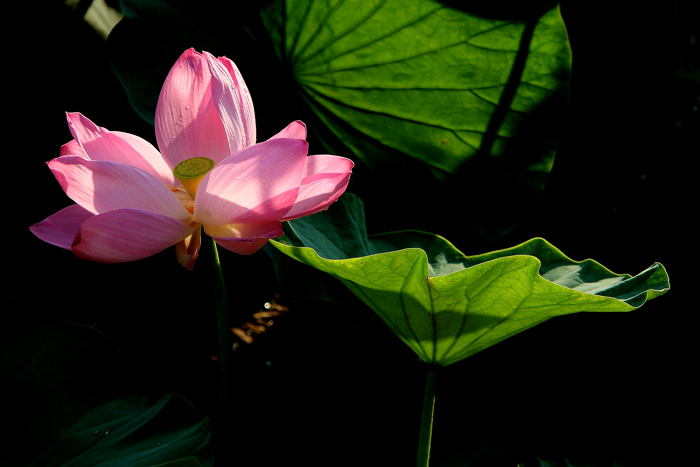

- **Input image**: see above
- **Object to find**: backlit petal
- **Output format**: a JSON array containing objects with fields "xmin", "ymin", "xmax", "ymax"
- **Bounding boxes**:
[
  {"xmin": 30, "ymin": 204, "xmax": 94, "ymax": 250},
  {"xmin": 49, "ymin": 156, "xmax": 192, "ymax": 223},
  {"xmin": 212, "ymin": 237, "xmax": 269, "ymax": 255},
  {"xmin": 282, "ymin": 155, "xmax": 354, "ymax": 220},
  {"xmin": 268, "ymin": 120, "xmax": 306, "ymax": 141},
  {"xmin": 204, "ymin": 52, "xmax": 256, "ymax": 153},
  {"xmin": 300, "ymin": 154, "xmax": 354, "ymax": 180},
  {"xmin": 112, "ymin": 131, "xmax": 175, "ymax": 184},
  {"xmin": 204, "ymin": 222, "xmax": 282, "ymax": 256},
  {"xmin": 155, "ymin": 48, "xmax": 231, "ymax": 168},
  {"xmin": 66, "ymin": 112, "xmax": 175, "ymax": 185},
  {"xmin": 72, "ymin": 209, "xmax": 196, "ymax": 263},
  {"xmin": 60, "ymin": 139, "xmax": 86, "ymax": 158},
  {"xmin": 194, "ymin": 138, "xmax": 307, "ymax": 225},
  {"xmin": 204, "ymin": 221, "xmax": 283, "ymax": 241}
]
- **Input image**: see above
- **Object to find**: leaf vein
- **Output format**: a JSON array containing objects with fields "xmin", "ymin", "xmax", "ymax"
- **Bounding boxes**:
[
  {"xmin": 297, "ymin": 0, "xmax": 389, "ymax": 66},
  {"xmin": 292, "ymin": 0, "xmax": 347, "ymax": 62},
  {"xmin": 299, "ymin": 3, "xmax": 443, "ymax": 69},
  {"xmin": 303, "ymin": 85, "xmax": 491, "ymax": 136},
  {"xmin": 287, "ymin": 0, "xmax": 315, "ymax": 61}
]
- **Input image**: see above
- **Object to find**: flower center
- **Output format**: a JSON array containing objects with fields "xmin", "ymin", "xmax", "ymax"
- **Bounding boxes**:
[
  {"xmin": 168, "ymin": 185, "xmax": 195, "ymax": 216},
  {"xmin": 173, "ymin": 157, "xmax": 215, "ymax": 198}
]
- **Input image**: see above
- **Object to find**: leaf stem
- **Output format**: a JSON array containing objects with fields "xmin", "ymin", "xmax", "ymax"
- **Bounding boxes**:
[
  {"xmin": 417, "ymin": 365, "xmax": 439, "ymax": 467},
  {"xmin": 203, "ymin": 234, "xmax": 239, "ymax": 465}
]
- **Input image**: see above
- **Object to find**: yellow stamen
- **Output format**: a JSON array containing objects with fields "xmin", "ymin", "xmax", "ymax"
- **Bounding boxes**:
[{"xmin": 173, "ymin": 157, "xmax": 215, "ymax": 198}]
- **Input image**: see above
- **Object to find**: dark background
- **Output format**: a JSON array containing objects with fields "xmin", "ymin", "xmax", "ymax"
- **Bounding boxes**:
[{"xmin": 8, "ymin": 1, "xmax": 695, "ymax": 465}]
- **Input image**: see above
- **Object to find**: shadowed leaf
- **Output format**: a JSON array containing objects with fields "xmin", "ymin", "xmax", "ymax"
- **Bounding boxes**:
[{"xmin": 0, "ymin": 297, "xmax": 213, "ymax": 466}]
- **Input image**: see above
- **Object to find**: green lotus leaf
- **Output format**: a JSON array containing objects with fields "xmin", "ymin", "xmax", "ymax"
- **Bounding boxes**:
[
  {"xmin": 270, "ymin": 194, "xmax": 669, "ymax": 366},
  {"xmin": 262, "ymin": 0, "xmax": 569, "ymax": 174},
  {"xmin": 263, "ymin": 0, "xmax": 571, "ymax": 239}
]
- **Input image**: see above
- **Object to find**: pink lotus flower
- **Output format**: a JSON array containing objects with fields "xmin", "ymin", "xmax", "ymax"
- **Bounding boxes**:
[{"xmin": 31, "ymin": 49, "xmax": 353, "ymax": 269}]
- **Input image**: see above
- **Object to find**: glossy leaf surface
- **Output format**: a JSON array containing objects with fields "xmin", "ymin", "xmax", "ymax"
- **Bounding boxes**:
[{"xmin": 271, "ymin": 195, "xmax": 669, "ymax": 366}]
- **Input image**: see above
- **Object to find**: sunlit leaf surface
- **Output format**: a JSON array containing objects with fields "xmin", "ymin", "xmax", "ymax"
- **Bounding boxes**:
[
  {"xmin": 271, "ymin": 194, "xmax": 669, "ymax": 366},
  {"xmin": 262, "ymin": 0, "xmax": 570, "ymax": 174}
]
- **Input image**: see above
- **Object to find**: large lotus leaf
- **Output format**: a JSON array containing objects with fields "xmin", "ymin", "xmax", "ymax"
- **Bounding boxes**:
[
  {"xmin": 108, "ymin": 0, "xmax": 571, "ymax": 239},
  {"xmin": 270, "ymin": 194, "xmax": 669, "ymax": 366},
  {"xmin": 261, "ymin": 0, "xmax": 569, "ymax": 173},
  {"xmin": 0, "ymin": 297, "xmax": 212, "ymax": 467}
]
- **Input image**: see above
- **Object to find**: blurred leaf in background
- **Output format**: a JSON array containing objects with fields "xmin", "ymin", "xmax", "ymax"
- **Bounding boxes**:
[
  {"xmin": 0, "ymin": 297, "xmax": 213, "ymax": 467},
  {"xmin": 65, "ymin": 0, "xmax": 123, "ymax": 39}
]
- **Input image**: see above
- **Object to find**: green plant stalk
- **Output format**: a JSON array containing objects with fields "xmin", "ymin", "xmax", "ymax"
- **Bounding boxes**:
[
  {"xmin": 417, "ymin": 366, "xmax": 439, "ymax": 467},
  {"xmin": 203, "ymin": 234, "xmax": 239, "ymax": 465}
]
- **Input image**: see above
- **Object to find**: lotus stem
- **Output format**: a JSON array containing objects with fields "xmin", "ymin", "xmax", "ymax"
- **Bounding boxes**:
[
  {"xmin": 203, "ymin": 234, "xmax": 239, "ymax": 465},
  {"xmin": 417, "ymin": 365, "xmax": 439, "ymax": 467}
]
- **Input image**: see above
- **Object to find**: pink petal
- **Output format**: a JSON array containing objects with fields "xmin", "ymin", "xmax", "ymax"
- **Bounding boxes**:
[
  {"xmin": 212, "ymin": 237, "xmax": 270, "ymax": 255},
  {"xmin": 60, "ymin": 139, "xmax": 86, "ymax": 158},
  {"xmin": 281, "ymin": 155, "xmax": 354, "ymax": 220},
  {"xmin": 111, "ymin": 131, "xmax": 174, "ymax": 184},
  {"xmin": 66, "ymin": 113, "xmax": 175, "ymax": 185},
  {"xmin": 49, "ymin": 156, "xmax": 192, "ymax": 224},
  {"xmin": 268, "ymin": 121, "xmax": 307, "ymax": 141},
  {"xmin": 30, "ymin": 204, "xmax": 95, "ymax": 250},
  {"xmin": 204, "ymin": 222, "xmax": 282, "ymax": 256},
  {"xmin": 155, "ymin": 49, "xmax": 231, "ymax": 168},
  {"xmin": 71, "ymin": 209, "xmax": 196, "ymax": 263},
  {"xmin": 204, "ymin": 52, "xmax": 256, "ymax": 153},
  {"xmin": 194, "ymin": 138, "xmax": 308, "ymax": 226},
  {"xmin": 300, "ymin": 154, "xmax": 354, "ymax": 180},
  {"xmin": 203, "ymin": 221, "xmax": 283, "ymax": 242}
]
